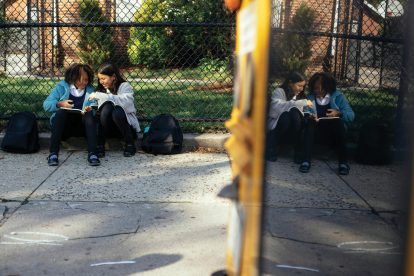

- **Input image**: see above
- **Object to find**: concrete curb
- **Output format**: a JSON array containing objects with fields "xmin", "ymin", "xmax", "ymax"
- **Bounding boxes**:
[{"xmin": 0, "ymin": 132, "xmax": 231, "ymax": 152}]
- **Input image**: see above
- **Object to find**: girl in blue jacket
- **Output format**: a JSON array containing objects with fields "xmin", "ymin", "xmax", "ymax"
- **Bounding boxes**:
[
  {"xmin": 43, "ymin": 63, "xmax": 100, "ymax": 166},
  {"xmin": 299, "ymin": 72, "xmax": 355, "ymax": 175}
]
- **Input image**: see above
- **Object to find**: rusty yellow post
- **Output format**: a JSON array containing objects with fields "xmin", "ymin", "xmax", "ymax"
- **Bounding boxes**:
[{"xmin": 223, "ymin": 0, "xmax": 271, "ymax": 275}]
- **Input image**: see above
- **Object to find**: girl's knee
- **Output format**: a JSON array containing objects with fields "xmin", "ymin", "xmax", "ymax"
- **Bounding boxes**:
[
  {"xmin": 83, "ymin": 111, "xmax": 95, "ymax": 124},
  {"xmin": 112, "ymin": 107, "xmax": 126, "ymax": 122}
]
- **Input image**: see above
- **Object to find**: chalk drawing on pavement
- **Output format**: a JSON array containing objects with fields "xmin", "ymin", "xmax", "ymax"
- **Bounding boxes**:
[
  {"xmin": 337, "ymin": 241, "xmax": 398, "ymax": 252},
  {"xmin": 276, "ymin": 264, "xmax": 319, "ymax": 272},
  {"xmin": 90, "ymin": 261, "xmax": 136, "ymax": 266},
  {"xmin": 1, "ymin": 231, "xmax": 69, "ymax": 246}
]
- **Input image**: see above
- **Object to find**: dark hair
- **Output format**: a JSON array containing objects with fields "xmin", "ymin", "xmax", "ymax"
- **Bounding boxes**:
[
  {"xmin": 308, "ymin": 72, "xmax": 337, "ymax": 96},
  {"xmin": 280, "ymin": 71, "xmax": 306, "ymax": 100},
  {"xmin": 96, "ymin": 63, "xmax": 126, "ymax": 94},
  {"xmin": 64, "ymin": 63, "xmax": 94, "ymax": 85}
]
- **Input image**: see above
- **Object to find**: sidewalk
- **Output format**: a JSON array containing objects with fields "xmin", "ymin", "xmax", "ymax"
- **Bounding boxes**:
[
  {"xmin": 0, "ymin": 134, "xmax": 408, "ymax": 275},
  {"xmin": 0, "ymin": 149, "xmax": 231, "ymax": 275}
]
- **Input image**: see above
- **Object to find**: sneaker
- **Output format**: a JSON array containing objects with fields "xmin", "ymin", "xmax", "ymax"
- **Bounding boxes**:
[
  {"xmin": 299, "ymin": 161, "xmax": 311, "ymax": 173},
  {"xmin": 87, "ymin": 153, "xmax": 101, "ymax": 166},
  {"xmin": 338, "ymin": 163, "xmax": 350, "ymax": 175},
  {"xmin": 123, "ymin": 144, "xmax": 136, "ymax": 157},
  {"xmin": 96, "ymin": 145, "xmax": 105, "ymax": 158},
  {"xmin": 47, "ymin": 153, "xmax": 59, "ymax": 166}
]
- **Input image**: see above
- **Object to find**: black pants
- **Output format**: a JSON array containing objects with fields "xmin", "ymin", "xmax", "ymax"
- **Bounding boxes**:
[
  {"xmin": 49, "ymin": 109, "xmax": 98, "ymax": 154},
  {"xmin": 266, "ymin": 108, "xmax": 303, "ymax": 158},
  {"xmin": 97, "ymin": 102, "xmax": 135, "ymax": 146},
  {"xmin": 302, "ymin": 118, "xmax": 348, "ymax": 163}
]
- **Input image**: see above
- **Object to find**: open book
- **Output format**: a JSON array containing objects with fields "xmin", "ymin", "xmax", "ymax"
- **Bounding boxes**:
[
  {"xmin": 318, "ymin": 116, "xmax": 340, "ymax": 120},
  {"xmin": 60, "ymin": 107, "xmax": 84, "ymax": 113},
  {"xmin": 303, "ymin": 112, "xmax": 339, "ymax": 120}
]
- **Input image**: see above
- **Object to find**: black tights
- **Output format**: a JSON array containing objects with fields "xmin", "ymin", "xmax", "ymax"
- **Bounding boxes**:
[
  {"xmin": 98, "ymin": 102, "xmax": 134, "ymax": 146},
  {"xmin": 266, "ymin": 108, "xmax": 303, "ymax": 158},
  {"xmin": 49, "ymin": 109, "xmax": 98, "ymax": 154}
]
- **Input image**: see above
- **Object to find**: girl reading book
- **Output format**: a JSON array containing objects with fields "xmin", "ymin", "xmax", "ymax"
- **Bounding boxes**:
[
  {"xmin": 88, "ymin": 63, "xmax": 140, "ymax": 157},
  {"xmin": 43, "ymin": 63, "xmax": 100, "ymax": 166},
  {"xmin": 299, "ymin": 72, "xmax": 355, "ymax": 175},
  {"xmin": 266, "ymin": 71, "xmax": 313, "ymax": 162}
]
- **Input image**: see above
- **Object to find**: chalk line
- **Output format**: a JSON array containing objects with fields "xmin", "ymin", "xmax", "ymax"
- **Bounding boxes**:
[
  {"xmin": 276, "ymin": 264, "xmax": 319, "ymax": 272},
  {"xmin": 90, "ymin": 261, "xmax": 136, "ymax": 266}
]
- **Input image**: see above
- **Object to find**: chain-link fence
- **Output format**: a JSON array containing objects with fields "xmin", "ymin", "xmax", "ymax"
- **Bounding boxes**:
[
  {"xmin": 268, "ymin": 0, "xmax": 406, "ymax": 142},
  {"xmin": 0, "ymin": 0, "xmax": 408, "ymax": 138},
  {"xmin": 0, "ymin": 1, "xmax": 235, "ymax": 132}
]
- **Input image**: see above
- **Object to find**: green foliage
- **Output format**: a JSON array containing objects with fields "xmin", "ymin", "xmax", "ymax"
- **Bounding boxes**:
[
  {"xmin": 78, "ymin": 0, "xmax": 114, "ymax": 70},
  {"xmin": 277, "ymin": 3, "xmax": 316, "ymax": 74},
  {"xmin": 128, "ymin": 0, "xmax": 233, "ymax": 68}
]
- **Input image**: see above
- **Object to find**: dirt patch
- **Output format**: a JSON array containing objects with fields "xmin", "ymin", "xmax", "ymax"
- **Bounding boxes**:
[{"xmin": 188, "ymin": 147, "xmax": 227, "ymax": 154}]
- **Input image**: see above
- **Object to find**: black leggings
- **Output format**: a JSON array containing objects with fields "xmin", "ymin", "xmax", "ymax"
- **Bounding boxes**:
[
  {"xmin": 266, "ymin": 108, "xmax": 303, "ymax": 157},
  {"xmin": 49, "ymin": 109, "xmax": 98, "ymax": 154},
  {"xmin": 98, "ymin": 102, "xmax": 135, "ymax": 146},
  {"xmin": 302, "ymin": 118, "xmax": 348, "ymax": 163}
]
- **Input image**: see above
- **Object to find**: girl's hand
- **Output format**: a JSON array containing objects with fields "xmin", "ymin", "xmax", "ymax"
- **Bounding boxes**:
[
  {"xmin": 58, "ymin": 100, "xmax": 74, "ymax": 108},
  {"xmin": 83, "ymin": 106, "xmax": 92, "ymax": 113},
  {"xmin": 88, "ymin": 92, "xmax": 97, "ymax": 100},
  {"xmin": 309, "ymin": 113, "xmax": 317, "ymax": 121},
  {"xmin": 306, "ymin": 100, "xmax": 313, "ymax": 108},
  {"xmin": 326, "ymin": 108, "xmax": 341, "ymax": 117}
]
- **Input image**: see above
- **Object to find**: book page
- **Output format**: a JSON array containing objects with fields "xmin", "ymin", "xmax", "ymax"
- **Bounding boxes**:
[
  {"xmin": 318, "ymin": 116, "xmax": 340, "ymax": 120},
  {"xmin": 60, "ymin": 107, "xmax": 84, "ymax": 113}
]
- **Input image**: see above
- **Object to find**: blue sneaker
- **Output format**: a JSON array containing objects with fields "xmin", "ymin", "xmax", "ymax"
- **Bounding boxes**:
[
  {"xmin": 338, "ymin": 163, "xmax": 350, "ymax": 175},
  {"xmin": 299, "ymin": 161, "xmax": 311, "ymax": 173},
  {"xmin": 47, "ymin": 153, "xmax": 59, "ymax": 166},
  {"xmin": 88, "ymin": 153, "xmax": 101, "ymax": 166}
]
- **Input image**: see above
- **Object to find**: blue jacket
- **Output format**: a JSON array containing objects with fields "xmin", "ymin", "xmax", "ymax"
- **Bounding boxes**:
[
  {"xmin": 305, "ymin": 90, "xmax": 355, "ymax": 125},
  {"xmin": 43, "ymin": 80, "xmax": 97, "ymax": 124}
]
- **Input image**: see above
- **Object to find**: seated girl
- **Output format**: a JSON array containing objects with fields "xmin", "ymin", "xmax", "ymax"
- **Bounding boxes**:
[
  {"xmin": 89, "ymin": 63, "xmax": 140, "ymax": 157},
  {"xmin": 43, "ymin": 63, "xmax": 100, "ymax": 166},
  {"xmin": 299, "ymin": 72, "xmax": 355, "ymax": 175},
  {"xmin": 266, "ymin": 71, "xmax": 313, "ymax": 162}
]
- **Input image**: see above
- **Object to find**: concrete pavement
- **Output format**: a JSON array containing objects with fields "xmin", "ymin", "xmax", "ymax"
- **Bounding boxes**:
[
  {"xmin": 0, "ymin": 135, "xmax": 409, "ymax": 275},
  {"xmin": 262, "ymin": 157, "xmax": 407, "ymax": 276},
  {"xmin": 0, "ymin": 149, "xmax": 231, "ymax": 275}
]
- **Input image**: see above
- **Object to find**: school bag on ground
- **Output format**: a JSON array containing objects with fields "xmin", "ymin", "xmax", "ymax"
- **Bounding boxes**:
[
  {"xmin": 355, "ymin": 123, "xmax": 392, "ymax": 165},
  {"xmin": 142, "ymin": 114, "xmax": 183, "ymax": 155},
  {"xmin": 1, "ymin": 111, "xmax": 40, "ymax": 153}
]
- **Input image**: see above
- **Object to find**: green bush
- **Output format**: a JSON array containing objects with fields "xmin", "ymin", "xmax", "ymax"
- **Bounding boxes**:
[
  {"xmin": 128, "ymin": 0, "xmax": 233, "ymax": 68},
  {"xmin": 78, "ymin": 0, "xmax": 114, "ymax": 70},
  {"xmin": 277, "ymin": 3, "xmax": 316, "ymax": 74}
]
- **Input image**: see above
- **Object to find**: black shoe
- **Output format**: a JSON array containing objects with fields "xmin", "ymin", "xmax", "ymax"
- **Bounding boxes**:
[
  {"xmin": 96, "ymin": 145, "xmax": 105, "ymax": 158},
  {"xmin": 299, "ymin": 161, "xmax": 311, "ymax": 173},
  {"xmin": 266, "ymin": 155, "xmax": 277, "ymax": 162},
  {"xmin": 47, "ymin": 153, "xmax": 59, "ymax": 166},
  {"xmin": 88, "ymin": 153, "xmax": 101, "ymax": 166},
  {"xmin": 338, "ymin": 163, "xmax": 350, "ymax": 175},
  {"xmin": 123, "ymin": 144, "xmax": 136, "ymax": 157}
]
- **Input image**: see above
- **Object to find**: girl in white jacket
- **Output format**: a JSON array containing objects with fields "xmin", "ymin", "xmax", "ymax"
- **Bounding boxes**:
[
  {"xmin": 266, "ymin": 71, "xmax": 313, "ymax": 162},
  {"xmin": 89, "ymin": 63, "xmax": 140, "ymax": 157}
]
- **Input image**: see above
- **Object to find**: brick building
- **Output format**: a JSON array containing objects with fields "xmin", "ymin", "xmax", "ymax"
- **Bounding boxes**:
[{"xmin": 2, "ymin": 0, "xmax": 141, "ymax": 75}]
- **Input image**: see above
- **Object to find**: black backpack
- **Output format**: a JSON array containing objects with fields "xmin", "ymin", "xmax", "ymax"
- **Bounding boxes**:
[
  {"xmin": 142, "ymin": 114, "xmax": 183, "ymax": 155},
  {"xmin": 355, "ymin": 123, "xmax": 392, "ymax": 165},
  {"xmin": 1, "ymin": 111, "xmax": 40, "ymax": 153}
]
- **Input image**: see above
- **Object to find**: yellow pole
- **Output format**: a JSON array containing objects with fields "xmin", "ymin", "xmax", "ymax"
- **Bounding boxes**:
[{"xmin": 223, "ymin": 0, "xmax": 271, "ymax": 275}]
